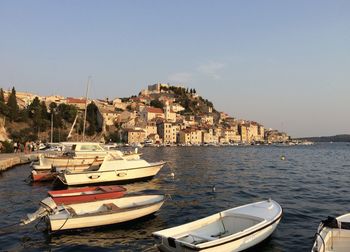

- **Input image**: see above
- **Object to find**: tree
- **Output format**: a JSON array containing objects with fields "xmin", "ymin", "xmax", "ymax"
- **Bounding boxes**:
[
  {"xmin": 86, "ymin": 103, "xmax": 101, "ymax": 135},
  {"xmin": 0, "ymin": 88, "xmax": 4, "ymax": 103},
  {"xmin": 150, "ymin": 99, "xmax": 164, "ymax": 109},
  {"xmin": 6, "ymin": 87, "xmax": 19, "ymax": 121},
  {"xmin": 57, "ymin": 104, "xmax": 78, "ymax": 123},
  {"xmin": 0, "ymin": 88, "xmax": 8, "ymax": 116}
]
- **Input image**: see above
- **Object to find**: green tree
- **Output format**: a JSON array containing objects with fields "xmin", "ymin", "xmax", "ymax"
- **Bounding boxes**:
[
  {"xmin": 6, "ymin": 87, "xmax": 19, "ymax": 121},
  {"xmin": 150, "ymin": 99, "xmax": 164, "ymax": 109},
  {"xmin": 0, "ymin": 88, "xmax": 8, "ymax": 116},
  {"xmin": 0, "ymin": 88, "xmax": 4, "ymax": 103},
  {"xmin": 86, "ymin": 103, "xmax": 101, "ymax": 136},
  {"xmin": 57, "ymin": 104, "xmax": 78, "ymax": 123}
]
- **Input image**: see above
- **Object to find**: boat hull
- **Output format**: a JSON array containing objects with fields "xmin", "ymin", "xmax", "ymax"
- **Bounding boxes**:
[
  {"xmin": 156, "ymin": 219, "xmax": 281, "ymax": 252},
  {"xmin": 153, "ymin": 200, "xmax": 282, "ymax": 252},
  {"xmin": 48, "ymin": 195, "xmax": 165, "ymax": 231},
  {"xmin": 58, "ymin": 162, "xmax": 165, "ymax": 186},
  {"xmin": 31, "ymin": 170, "xmax": 56, "ymax": 182}
]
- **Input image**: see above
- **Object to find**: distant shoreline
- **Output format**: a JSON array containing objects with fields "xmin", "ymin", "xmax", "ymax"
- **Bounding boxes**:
[{"xmin": 295, "ymin": 134, "xmax": 350, "ymax": 142}]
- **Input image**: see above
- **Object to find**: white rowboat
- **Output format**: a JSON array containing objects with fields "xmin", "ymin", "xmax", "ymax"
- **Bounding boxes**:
[
  {"xmin": 312, "ymin": 215, "xmax": 350, "ymax": 252},
  {"xmin": 153, "ymin": 199, "xmax": 282, "ymax": 252},
  {"xmin": 48, "ymin": 194, "xmax": 165, "ymax": 231}
]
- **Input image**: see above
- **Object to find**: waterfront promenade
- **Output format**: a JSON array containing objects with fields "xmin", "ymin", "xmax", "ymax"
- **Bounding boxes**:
[{"xmin": 0, "ymin": 153, "xmax": 38, "ymax": 171}]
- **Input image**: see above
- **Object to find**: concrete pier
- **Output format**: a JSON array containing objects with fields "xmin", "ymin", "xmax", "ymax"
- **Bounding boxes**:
[{"xmin": 0, "ymin": 153, "xmax": 38, "ymax": 171}]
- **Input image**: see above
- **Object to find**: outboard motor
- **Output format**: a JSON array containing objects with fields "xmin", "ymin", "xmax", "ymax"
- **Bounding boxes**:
[{"xmin": 21, "ymin": 197, "xmax": 57, "ymax": 225}]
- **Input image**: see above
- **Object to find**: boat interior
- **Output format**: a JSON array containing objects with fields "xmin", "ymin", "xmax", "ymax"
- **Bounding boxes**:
[
  {"xmin": 320, "ymin": 229, "xmax": 350, "ymax": 252},
  {"xmin": 62, "ymin": 195, "xmax": 163, "ymax": 216},
  {"xmin": 175, "ymin": 213, "xmax": 265, "ymax": 245}
]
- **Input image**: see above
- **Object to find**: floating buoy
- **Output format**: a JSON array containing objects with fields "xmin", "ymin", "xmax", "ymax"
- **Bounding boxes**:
[
  {"xmin": 212, "ymin": 185, "xmax": 216, "ymax": 192},
  {"xmin": 170, "ymin": 172, "xmax": 175, "ymax": 179},
  {"xmin": 280, "ymin": 155, "xmax": 285, "ymax": 161}
]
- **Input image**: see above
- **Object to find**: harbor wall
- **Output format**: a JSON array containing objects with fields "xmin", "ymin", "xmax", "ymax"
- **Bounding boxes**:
[{"xmin": 0, "ymin": 154, "xmax": 38, "ymax": 171}]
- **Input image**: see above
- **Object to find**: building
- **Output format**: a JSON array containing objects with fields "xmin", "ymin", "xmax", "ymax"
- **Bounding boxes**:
[
  {"xmin": 123, "ymin": 129, "xmax": 146, "ymax": 144},
  {"xmin": 157, "ymin": 121, "xmax": 176, "ymax": 144},
  {"xmin": 146, "ymin": 121, "xmax": 157, "ymax": 137},
  {"xmin": 164, "ymin": 103, "xmax": 176, "ymax": 123},
  {"xmin": 147, "ymin": 83, "xmax": 169, "ymax": 94},
  {"xmin": 222, "ymin": 128, "xmax": 241, "ymax": 143},
  {"xmin": 140, "ymin": 107, "xmax": 164, "ymax": 122},
  {"xmin": 178, "ymin": 128, "xmax": 202, "ymax": 145},
  {"xmin": 170, "ymin": 103, "xmax": 185, "ymax": 113},
  {"xmin": 265, "ymin": 130, "xmax": 289, "ymax": 143},
  {"xmin": 202, "ymin": 128, "xmax": 215, "ymax": 144},
  {"xmin": 66, "ymin": 97, "xmax": 87, "ymax": 110},
  {"xmin": 112, "ymin": 98, "xmax": 128, "ymax": 111}
]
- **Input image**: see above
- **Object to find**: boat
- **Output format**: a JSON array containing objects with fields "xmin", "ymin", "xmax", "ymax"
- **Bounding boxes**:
[
  {"xmin": 31, "ymin": 142, "xmax": 141, "ymax": 171},
  {"xmin": 48, "ymin": 185, "xmax": 127, "ymax": 204},
  {"xmin": 21, "ymin": 194, "xmax": 165, "ymax": 232},
  {"xmin": 57, "ymin": 153, "xmax": 166, "ymax": 186},
  {"xmin": 152, "ymin": 199, "xmax": 282, "ymax": 252},
  {"xmin": 312, "ymin": 215, "xmax": 350, "ymax": 252},
  {"xmin": 31, "ymin": 169, "xmax": 56, "ymax": 182}
]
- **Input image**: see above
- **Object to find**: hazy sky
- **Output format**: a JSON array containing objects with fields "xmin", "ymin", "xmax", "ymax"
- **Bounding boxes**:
[{"xmin": 0, "ymin": 0, "xmax": 349, "ymax": 137}]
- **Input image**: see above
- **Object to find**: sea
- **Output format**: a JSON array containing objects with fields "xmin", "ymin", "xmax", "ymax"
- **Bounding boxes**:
[{"xmin": 0, "ymin": 143, "xmax": 349, "ymax": 252}]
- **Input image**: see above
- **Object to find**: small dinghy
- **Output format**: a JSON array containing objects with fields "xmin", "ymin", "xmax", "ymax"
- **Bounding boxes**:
[
  {"xmin": 153, "ymin": 199, "xmax": 282, "ymax": 252},
  {"xmin": 312, "ymin": 215, "xmax": 350, "ymax": 252},
  {"xmin": 48, "ymin": 185, "xmax": 127, "ymax": 204},
  {"xmin": 31, "ymin": 170, "xmax": 56, "ymax": 182},
  {"xmin": 22, "ymin": 194, "xmax": 165, "ymax": 232}
]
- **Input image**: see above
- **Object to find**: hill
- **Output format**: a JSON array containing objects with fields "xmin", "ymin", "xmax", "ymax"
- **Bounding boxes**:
[{"xmin": 297, "ymin": 134, "xmax": 350, "ymax": 142}]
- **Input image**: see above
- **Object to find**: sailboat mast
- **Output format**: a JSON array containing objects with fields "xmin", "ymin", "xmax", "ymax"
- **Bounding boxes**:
[{"xmin": 82, "ymin": 77, "xmax": 91, "ymax": 142}]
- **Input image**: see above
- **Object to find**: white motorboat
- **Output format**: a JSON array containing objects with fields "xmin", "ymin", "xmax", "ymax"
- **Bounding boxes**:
[
  {"xmin": 22, "ymin": 194, "xmax": 165, "ymax": 232},
  {"xmin": 57, "ymin": 153, "xmax": 166, "ymax": 186},
  {"xmin": 312, "ymin": 215, "xmax": 350, "ymax": 252},
  {"xmin": 153, "ymin": 199, "xmax": 282, "ymax": 252},
  {"xmin": 32, "ymin": 142, "xmax": 141, "ymax": 171}
]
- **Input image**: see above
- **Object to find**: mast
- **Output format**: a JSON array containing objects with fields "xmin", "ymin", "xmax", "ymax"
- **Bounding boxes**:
[
  {"xmin": 82, "ymin": 76, "xmax": 91, "ymax": 142},
  {"xmin": 67, "ymin": 114, "xmax": 78, "ymax": 140}
]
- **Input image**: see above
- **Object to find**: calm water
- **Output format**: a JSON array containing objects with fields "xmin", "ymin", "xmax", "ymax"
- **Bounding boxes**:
[{"xmin": 0, "ymin": 143, "xmax": 350, "ymax": 251}]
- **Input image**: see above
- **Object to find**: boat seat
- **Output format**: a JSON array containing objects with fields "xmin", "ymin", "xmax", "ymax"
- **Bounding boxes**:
[
  {"xmin": 103, "ymin": 203, "xmax": 120, "ymax": 211},
  {"xmin": 189, "ymin": 233, "xmax": 217, "ymax": 242}
]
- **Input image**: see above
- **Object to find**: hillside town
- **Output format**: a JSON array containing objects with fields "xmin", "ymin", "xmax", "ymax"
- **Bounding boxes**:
[{"xmin": 0, "ymin": 83, "xmax": 290, "ymax": 146}]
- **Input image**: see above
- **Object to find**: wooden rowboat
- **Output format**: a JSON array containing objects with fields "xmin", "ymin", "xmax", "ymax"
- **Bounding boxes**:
[
  {"xmin": 48, "ymin": 185, "xmax": 127, "ymax": 205},
  {"xmin": 312, "ymin": 215, "xmax": 350, "ymax": 252},
  {"xmin": 153, "ymin": 199, "xmax": 282, "ymax": 252}
]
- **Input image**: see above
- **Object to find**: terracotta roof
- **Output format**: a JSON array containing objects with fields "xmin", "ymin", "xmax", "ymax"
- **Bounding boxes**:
[
  {"xmin": 66, "ymin": 97, "xmax": 86, "ymax": 104},
  {"xmin": 147, "ymin": 107, "xmax": 163, "ymax": 113}
]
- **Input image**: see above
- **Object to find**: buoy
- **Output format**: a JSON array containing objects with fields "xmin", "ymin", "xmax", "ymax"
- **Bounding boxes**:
[
  {"xmin": 170, "ymin": 172, "xmax": 175, "ymax": 179},
  {"xmin": 212, "ymin": 185, "xmax": 216, "ymax": 192},
  {"xmin": 281, "ymin": 155, "xmax": 285, "ymax": 160}
]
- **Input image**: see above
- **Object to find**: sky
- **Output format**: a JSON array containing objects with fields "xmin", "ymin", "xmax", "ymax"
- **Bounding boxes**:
[{"xmin": 0, "ymin": 0, "xmax": 349, "ymax": 137}]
